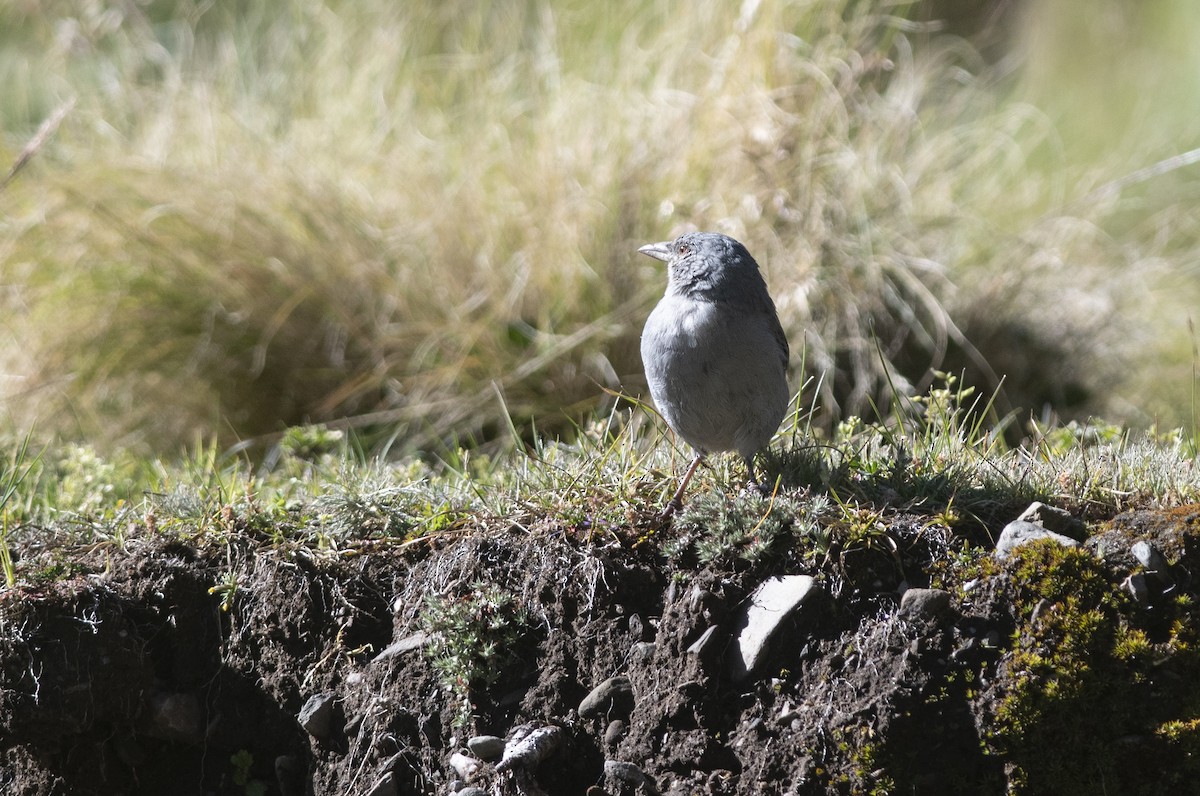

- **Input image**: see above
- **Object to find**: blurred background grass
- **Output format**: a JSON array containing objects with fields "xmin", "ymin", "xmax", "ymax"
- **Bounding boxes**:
[{"xmin": 1, "ymin": 0, "xmax": 1199, "ymax": 455}]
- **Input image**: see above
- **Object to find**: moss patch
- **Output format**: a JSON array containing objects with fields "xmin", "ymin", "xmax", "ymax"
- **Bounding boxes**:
[{"xmin": 987, "ymin": 540, "xmax": 1200, "ymax": 794}]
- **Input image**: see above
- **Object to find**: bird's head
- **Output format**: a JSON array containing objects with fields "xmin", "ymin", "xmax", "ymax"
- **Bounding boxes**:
[{"xmin": 638, "ymin": 231, "xmax": 765, "ymax": 301}]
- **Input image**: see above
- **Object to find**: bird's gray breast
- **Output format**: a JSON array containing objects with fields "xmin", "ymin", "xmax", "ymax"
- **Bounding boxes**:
[{"xmin": 641, "ymin": 295, "xmax": 788, "ymax": 456}]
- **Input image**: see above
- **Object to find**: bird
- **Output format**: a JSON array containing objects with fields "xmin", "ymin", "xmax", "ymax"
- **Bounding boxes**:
[{"xmin": 638, "ymin": 231, "xmax": 790, "ymax": 518}]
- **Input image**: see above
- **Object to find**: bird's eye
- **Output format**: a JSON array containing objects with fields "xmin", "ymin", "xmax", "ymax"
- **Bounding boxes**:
[{"xmin": 677, "ymin": 243, "xmax": 689, "ymax": 255}]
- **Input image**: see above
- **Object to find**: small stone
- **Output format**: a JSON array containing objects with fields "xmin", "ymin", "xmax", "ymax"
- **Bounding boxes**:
[
  {"xmin": 628, "ymin": 613, "xmax": 644, "ymax": 639},
  {"xmin": 454, "ymin": 789, "xmax": 488, "ymax": 796},
  {"xmin": 604, "ymin": 760, "xmax": 648, "ymax": 785},
  {"xmin": 373, "ymin": 631, "xmax": 431, "ymax": 663},
  {"xmin": 727, "ymin": 575, "xmax": 818, "ymax": 681},
  {"xmin": 1131, "ymin": 541, "xmax": 1171, "ymax": 577},
  {"xmin": 1017, "ymin": 502, "xmax": 1083, "ymax": 535},
  {"xmin": 466, "ymin": 734, "xmax": 505, "ymax": 760},
  {"xmin": 898, "ymin": 588, "xmax": 952, "ymax": 621},
  {"xmin": 994, "ymin": 520, "xmax": 1079, "ymax": 559},
  {"xmin": 604, "ymin": 720, "xmax": 627, "ymax": 747},
  {"xmin": 631, "ymin": 642, "xmax": 656, "ymax": 660},
  {"xmin": 686, "ymin": 625, "xmax": 720, "ymax": 657},
  {"xmin": 664, "ymin": 580, "xmax": 678, "ymax": 606},
  {"xmin": 365, "ymin": 772, "xmax": 398, "ymax": 796},
  {"xmin": 579, "ymin": 676, "xmax": 634, "ymax": 720},
  {"xmin": 448, "ymin": 752, "xmax": 480, "ymax": 780},
  {"xmin": 298, "ymin": 693, "xmax": 338, "ymax": 740}
]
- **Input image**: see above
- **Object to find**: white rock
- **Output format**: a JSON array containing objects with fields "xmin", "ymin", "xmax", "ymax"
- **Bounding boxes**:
[
  {"xmin": 727, "ymin": 575, "xmax": 817, "ymax": 682},
  {"xmin": 994, "ymin": 520, "xmax": 1078, "ymax": 559},
  {"xmin": 1131, "ymin": 541, "xmax": 1170, "ymax": 575},
  {"xmin": 1017, "ymin": 502, "xmax": 1081, "ymax": 534},
  {"xmin": 448, "ymin": 751, "xmax": 479, "ymax": 780},
  {"xmin": 496, "ymin": 725, "xmax": 563, "ymax": 772}
]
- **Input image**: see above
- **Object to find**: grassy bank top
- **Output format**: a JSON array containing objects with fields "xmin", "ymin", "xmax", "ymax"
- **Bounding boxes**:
[{"xmin": 3, "ymin": 374, "xmax": 1198, "ymax": 588}]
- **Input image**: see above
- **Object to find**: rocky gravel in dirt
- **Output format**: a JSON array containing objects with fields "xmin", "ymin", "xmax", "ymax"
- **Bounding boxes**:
[{"xmin": 2, "ymin": 502, "xmax": 1199, "ymax": 794}]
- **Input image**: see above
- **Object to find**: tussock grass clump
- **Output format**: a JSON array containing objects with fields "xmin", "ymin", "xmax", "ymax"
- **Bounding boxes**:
[{"xmin": 2, "ymin": 1, "xmax": 1197, "ymax": 452}]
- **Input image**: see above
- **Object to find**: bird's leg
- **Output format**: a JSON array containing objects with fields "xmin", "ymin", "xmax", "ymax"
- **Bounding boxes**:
[
  {"xmin": 660, "ymin": 453, "xmax": 705, "ymax": 520},
  {"xmin": 744, "ymin": 455, "xmax": 773, "ymax": 497}
]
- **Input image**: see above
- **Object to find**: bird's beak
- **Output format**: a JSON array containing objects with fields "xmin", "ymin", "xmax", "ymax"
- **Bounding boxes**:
[{"xmin": 637, "ymin": 241, "xmax": 673, "ymax": 262}]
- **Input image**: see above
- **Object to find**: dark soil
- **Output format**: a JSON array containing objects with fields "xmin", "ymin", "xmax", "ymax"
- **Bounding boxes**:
[{"xmin": 1, "ymin": 502, "xmax": 1198, "ymax": 795}]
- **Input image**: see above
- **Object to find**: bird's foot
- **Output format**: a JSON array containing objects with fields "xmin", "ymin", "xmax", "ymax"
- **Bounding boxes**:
[
  {"xmin": 657, "ymin": 497, "xmax": 684, "ymax": 523},
  {"xmin": 743, "ymin": 479, "xmax": 777, "ymax": 500}
]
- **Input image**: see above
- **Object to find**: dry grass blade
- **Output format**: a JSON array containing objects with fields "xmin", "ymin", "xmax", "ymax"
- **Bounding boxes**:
[{"xmin": 0, "ymin": 98, "xmax": 74, "ymax": 193}]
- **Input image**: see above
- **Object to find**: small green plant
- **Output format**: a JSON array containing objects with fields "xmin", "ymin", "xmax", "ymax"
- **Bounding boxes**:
[
  {"xmin": 0, "ymin": 433, "xmax": 43, "ymax": 588},
  {"xmin": 229, "ymin": 749, "xmax": 266, "ymax": 796},
  {"xmin": 419, "ymin": 582, "xmax": 529, "ymax": 728},
  {"xmin": 668, "ymin": 490, "xmax": 829, "ymax": 566},
  {"xmin": 209, "ymin": 570, "xmax": 239, "ymax": 613}
]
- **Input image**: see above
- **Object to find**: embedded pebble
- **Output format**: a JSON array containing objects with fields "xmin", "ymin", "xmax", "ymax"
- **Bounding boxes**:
[
  {"xmin": 604, "ymin": 760, "xmax": 648, "ymax": 785},
  {"xmin": 453, "ymin": 789, "xmax": 487, "ymax": 796},
  {"xmin": 448, "ymin": 752, "xmax": 479, "ymax": 780},
  {"xmin": 467, "ymin": 735, "xmax": 505, "ymax": 760},
  {"xmin": 628, "ymin": 613, "xmax": 644, "ymax": 639},
  {"xmin": 898, "ymin": 588, "xmax": 952, "ymax": 620},
  {"xmin": 604, "ymin": 719, "xmax": 627, "ymax": 747},
  {"xmin": 372, "ymin": 631, "xmax": 431, "ymax": 663},
  {"xmin": 579, "ymin": 676, "xmax": 634, "ymax": 720},
  {"xmin": 298, "ymin": 693, "xmax": 338, "ymax": 740},
  {"xmin": 728, "ymin": 575, "xmax": 817, "ymax": 681},
  {"xmin": 686, "ymin": 625, "xmax": 720, "ymax": 657}
]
